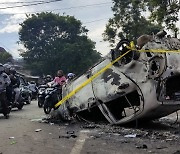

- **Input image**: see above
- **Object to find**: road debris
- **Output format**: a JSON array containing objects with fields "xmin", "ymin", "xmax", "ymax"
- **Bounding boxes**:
[
  {"xmin": 30, "ymin": 118, "xmax": 43, "ymax": 122},
  {"xmin": 9, "ymin": 137, "xmax": 15, "ymax": 139},
  {"xmin": 31, "ymin": 118, "xmax": 48, "ymax": 123},
  {"xmin": 136, "ymin": 144, "xmax": 148, "ymax": 149},
  {"xmin": 124, "ymin": 134, "xmax": 137, "ymax": 138},
  {"xmin": 35, "ymin": 129, "xmax": 42, "ymax": 132},
  {"xmin": 81, "ymin": 123, "xmax": 98, "ymax": 129},
  {"xmin": 59, "ymin": 131, "xmax": 78, "ymax": 139}
]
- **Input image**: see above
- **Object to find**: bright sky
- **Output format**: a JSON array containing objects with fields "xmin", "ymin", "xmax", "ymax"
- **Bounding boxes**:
[{"xmin": 0, "ymin": 0, "xmax": 113, "ymax": 58}]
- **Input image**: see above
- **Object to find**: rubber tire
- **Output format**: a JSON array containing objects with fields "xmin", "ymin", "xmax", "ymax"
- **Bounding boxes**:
[
  {"xmin": 38, "ymin": 98, "xmax": 44, "ymax": 108},
  {"xmin": 43, "ymin": 100, "xmax": 52, "ymax": 114},
  {"xmin": 114, "ymin": 39, "xmax": 134, "ymax": 65},
  {"xmin": 26, "ymin": 95, "xmax": 31, "ymax": 104},
  {"xmin": 4, "ymin": 114, "xmax": 9, "ymax": 119},
  {"xmin": 17, "ymin": 102, "xmax": 24, "ymax": 110},
  {"xmin": 3, "ymin": 107, "xmax": 10, "ymax": 119}
]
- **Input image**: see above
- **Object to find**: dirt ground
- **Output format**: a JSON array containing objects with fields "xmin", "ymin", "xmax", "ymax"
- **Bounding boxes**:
[{"xmin": 0, "ymin": 101, "xmax": 180, "ymax": 154}]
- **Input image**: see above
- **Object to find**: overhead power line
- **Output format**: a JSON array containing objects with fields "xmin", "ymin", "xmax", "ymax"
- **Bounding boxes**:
[
  {"xmin": 84, "ymin": 17, "xmax": 110, "ymax": 24},
  {"xmin": 0, "ymin": 1, "xmax": 45, "ymax": 4},
  {"xmin": 0, "ymin": 0, "xmax": 62, "ymax": 10},
  {"xmin": 50, "ymin": 2, "xmax": 112, "ymax": 11},
  {"xmin": 0, "ymin": 2, "xmax": 112, "ymax": 15}
]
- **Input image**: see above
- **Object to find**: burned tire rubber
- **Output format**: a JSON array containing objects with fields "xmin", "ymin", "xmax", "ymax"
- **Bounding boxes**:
[{"xmin": 113, "ymin": 39, "xmax": 135, "ymax": 65}]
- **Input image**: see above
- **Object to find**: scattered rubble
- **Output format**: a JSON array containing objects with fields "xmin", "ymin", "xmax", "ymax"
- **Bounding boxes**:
[
  {"xmin": 136, "ymin": 144, "xmax": 148, "ymax": 149},
  {"xmin": 59, "ymin": 131, "xmax": 77, "ymax": 139}
]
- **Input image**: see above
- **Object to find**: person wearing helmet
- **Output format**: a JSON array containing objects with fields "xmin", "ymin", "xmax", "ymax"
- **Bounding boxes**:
[
  {"xmin": 46, "ymin": 75, "xmax": 52, "ymax": 83},
  {"xmin": 66, "ymin": 73, "xmax": 75, "ymax": 83},
  {"xmin": 4, "ymin": 64, "xmax": 13, "ymax": 103},
  {"xmin": 50, "ymin": 70, "xmax": 66, "ymax": 86},
  {"xmin": 3, "ymin": 64, "xmax": 11, "ymax": 75},
  {"xmin": 41, "ymin": 75, "xmax": 52, "ymax": 84},
  {"xmin": 9, "ymin": 67, "xmax": 20, "ymax": 105},
  {"xmin": 28, "ymin": 81, "xmax": 38, "ymax": 100},
  {"xmin": 0, "ymin": 63, "xmax": 11, "ymax": 117}
]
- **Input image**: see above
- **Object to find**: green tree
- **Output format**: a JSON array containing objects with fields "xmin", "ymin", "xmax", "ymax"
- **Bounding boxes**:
[
  {"xmin": 104, "ymin": 0, "xmax": 180, "ymax": 45},
  {"xmin": 104, "ymin": 0, "xmax": 162, "ymax": 45},
  {"xmin": 145, "ymin": 0, "xmax": 180, "ymax": 37},
  {"xmin": 0, "ymin": 51, "xmax": 12, "ymax": 64},
  {"xmin": 19, "ymin": 12, "xmax": 101, "ymax": 76}
]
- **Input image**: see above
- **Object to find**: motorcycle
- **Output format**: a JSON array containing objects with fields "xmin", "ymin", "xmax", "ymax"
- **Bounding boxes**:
[
  {"xmin": 0, "ymin": 91, "xmax": 11, "ymax": 118},
  {"xmin": 37, "ymin": 85, "xmax": 48, "ymax": 108},
  {"xmin": 11, "ymin": 90, "xmax": 24, "ymax": 110},
  {"xmin": 20, "ymin": 86, "xmax": 32, "ymax": 104},
  {"xmin": 28, "ymin": 82, "xmax": 38, "ymax": 100},
  {"xmin": 31, "ymin": 89, "xmax": 38, "ymax": 100},
  {"xmin": 43, "ymin": 85, "xmax": 61, "ymax": 114}
]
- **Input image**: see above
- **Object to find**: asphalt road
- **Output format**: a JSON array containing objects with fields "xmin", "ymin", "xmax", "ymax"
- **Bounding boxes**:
[{"xmin": 1, "ymin": 101, "xmax": 180, "ymax": 154}]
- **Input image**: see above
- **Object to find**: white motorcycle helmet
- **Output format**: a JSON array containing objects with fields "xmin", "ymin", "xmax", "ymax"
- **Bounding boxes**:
[{"xmin": 67, "ymin": 73, "xmax": 75, "ymax": 79}]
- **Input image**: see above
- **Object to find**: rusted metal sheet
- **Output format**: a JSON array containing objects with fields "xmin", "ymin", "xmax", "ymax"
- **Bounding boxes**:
[{"xmin": 57, "ymin": 31, "xmax": 180, "ymax": 124}]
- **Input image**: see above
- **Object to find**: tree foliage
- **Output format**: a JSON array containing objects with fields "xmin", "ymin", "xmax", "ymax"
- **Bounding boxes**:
[
  {"xmin": 145, "ymin": 0, "xmax": 180, "ymax": 37},
  {"xmin": 0, "ymin": 50, "xmax": 12, "ymax": 64},
  {"xmin": 104, "ymin": 0, "xmax": 180, "ymax": 45},
  {"xmin": 19, "ymin": 12, "xmax": 101, "ymax": 76}
]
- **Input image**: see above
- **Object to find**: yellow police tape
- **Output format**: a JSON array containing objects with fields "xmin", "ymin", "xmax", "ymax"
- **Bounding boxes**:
[
  {"xmin": 139, "ymin": 49, "xmax": 180, "ymax": 53},
  {"xmin": 55, "ymin": 41, "xmax": 180, "ymax": 108},
  {"xmin": 55, "ymin": 49, "xmax": 132, "ymax": 108},
  {"xmin": 127, "ymin": 41, "xmax": 180, "ymax": 53}
]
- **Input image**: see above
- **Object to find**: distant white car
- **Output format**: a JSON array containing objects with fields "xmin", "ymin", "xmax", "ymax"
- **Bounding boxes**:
[{"xmin": 57, "ymin": 31, "xmax": 180, "ymax": 125}]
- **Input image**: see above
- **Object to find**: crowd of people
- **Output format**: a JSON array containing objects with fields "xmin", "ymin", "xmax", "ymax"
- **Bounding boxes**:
[
  {"xmin": 42, "ymin": 70, "xmax": 75, "ymax": 86},
  {"xmin": 0, "ymin": 64, "xmax": 75, "ymax": 118}
]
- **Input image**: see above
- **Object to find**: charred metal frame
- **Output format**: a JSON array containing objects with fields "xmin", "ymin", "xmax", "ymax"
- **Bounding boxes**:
[{"xmin": 57, "ymin": 31, "xmax": 180, "ymax": 124}]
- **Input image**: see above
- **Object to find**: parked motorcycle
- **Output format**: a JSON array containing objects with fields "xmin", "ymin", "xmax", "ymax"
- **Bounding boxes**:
[
  {"xmin": 0, "ymin": 91, "xmax": 11, "ymax": 118},
  {"xmin": 43, "ymin": 85, "xmax": 61, "ymax": 114},
  {"xmin": 37, "ymin": 85, "xmax": 48, "ymax": 108}
]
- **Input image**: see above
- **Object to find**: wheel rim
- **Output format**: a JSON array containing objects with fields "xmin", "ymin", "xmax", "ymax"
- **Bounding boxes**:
[
  {"xmin": 44, "ymin": 106, "xmax": 51, "ymax": 114},
  {"xmin": 38, "ymin": 100, "xmax": 43, "ymax": 107},
  {"xmin": 28, "ymin": 95, "xmax": 31, "ymax": 103},
  {"xmin": 114, "ymin": 40, "xmax": 134, "ymax": 65}
]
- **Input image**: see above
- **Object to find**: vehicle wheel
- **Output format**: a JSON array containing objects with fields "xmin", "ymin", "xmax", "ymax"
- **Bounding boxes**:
[
  {"xmin": 17, "ymin": 102, "xmax": 24, "ymax": 110},
  {"xmin": 26, "ymin": 95, "xmax": 31, "ymax": 104},
  {"xmin": 38, "ymin": 98, "xmax": 44, "ymax": 108},
  {"xmin": 113, "ymin": 39, "xmax": 135, "ymax": 65},
  {"xmin": 3, "ymin": 113, "xmax": 9, "ymax": 119},
  {"xmin": 43, "ymin": 100, "xmax": 52, "ymax": 114}
]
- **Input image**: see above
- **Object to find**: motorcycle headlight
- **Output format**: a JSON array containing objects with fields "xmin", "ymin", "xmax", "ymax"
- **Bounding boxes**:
[{"xmin": 39, "ymin": 91, "xmax": 43, "ymax": 94}]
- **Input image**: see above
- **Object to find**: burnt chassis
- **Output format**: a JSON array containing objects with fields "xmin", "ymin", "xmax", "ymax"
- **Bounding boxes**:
[{"xmin": 58, "ymin": 35, "xmax": 180, "ymax": 125}]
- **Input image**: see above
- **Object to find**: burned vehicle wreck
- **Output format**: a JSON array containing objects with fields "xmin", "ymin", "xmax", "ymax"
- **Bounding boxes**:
[{"xmin": 56, "ymin": 31, "xmax": 180, "ymax": 125}]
